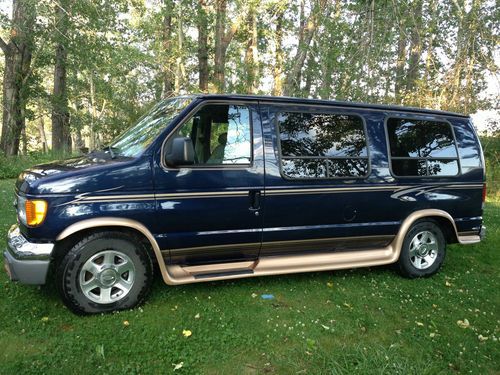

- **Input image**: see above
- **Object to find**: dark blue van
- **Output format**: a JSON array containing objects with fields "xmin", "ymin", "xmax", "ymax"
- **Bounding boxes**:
[{"xmin": 4, "ymin": 95, "xmax": 486, "ymax": 314}]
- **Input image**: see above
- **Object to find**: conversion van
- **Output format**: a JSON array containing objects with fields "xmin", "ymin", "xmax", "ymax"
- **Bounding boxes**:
[{"xmin": 4, "ymin": 95, "xmax": 486, "ymax": 314}]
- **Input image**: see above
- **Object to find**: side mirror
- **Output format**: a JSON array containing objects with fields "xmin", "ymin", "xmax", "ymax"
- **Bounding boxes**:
[{"xmin": 165, "ymin": 137, "xmax": 195, "ymax": 167}]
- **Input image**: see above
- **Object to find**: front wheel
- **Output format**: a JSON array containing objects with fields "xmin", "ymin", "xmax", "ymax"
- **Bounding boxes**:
[
  {"xmin": 56, "ymin": 231, "xmax": 153, "ymax": 314},
  {"xmin": 396, "ymin": 220, "xmax": 446, "ymax": 278}
]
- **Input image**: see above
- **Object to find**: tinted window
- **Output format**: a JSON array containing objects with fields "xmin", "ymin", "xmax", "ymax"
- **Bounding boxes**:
[
  {"xmin": 387, "ymin": 118, "xmax": 459, "ymax": 177},
  {"xmin": 277, "ymin": 112, "xmax": 368, "ymax": 179},
  {"xmin": 169, "ymin": 104, "xmax": 252, "ymax": 166},
  {"xmin": 279, "ymin": 113, "xmax": 367, "ymax": 157},
  {"xmin": 387, "ymin": 119, "xmax": 457, "ymax": 158}
]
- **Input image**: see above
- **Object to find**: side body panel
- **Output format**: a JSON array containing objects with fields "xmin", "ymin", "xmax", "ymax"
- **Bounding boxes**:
[{"xmin": 259, "ymin": 103, "xmax": 484, "ymax": 257}]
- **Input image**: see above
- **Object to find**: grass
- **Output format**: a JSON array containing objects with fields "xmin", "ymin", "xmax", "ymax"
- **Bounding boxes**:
[
  {"xmin": 0, "ymin": 177, "xmax": 499, "ymax": 374},
  {"xmin": 0, "ymin": 153, "xmax": 59, "ymax": 179}
]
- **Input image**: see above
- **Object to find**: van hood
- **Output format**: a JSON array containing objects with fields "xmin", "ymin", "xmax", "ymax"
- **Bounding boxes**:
[{"xmin": 16, "ymin": 153, "xmax": 151, "ymax": 196}]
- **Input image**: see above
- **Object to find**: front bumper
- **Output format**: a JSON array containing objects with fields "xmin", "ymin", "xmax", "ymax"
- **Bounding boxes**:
[{"xmin": 3, "ymin": 224, "xmax": 54, "ymax": 285}]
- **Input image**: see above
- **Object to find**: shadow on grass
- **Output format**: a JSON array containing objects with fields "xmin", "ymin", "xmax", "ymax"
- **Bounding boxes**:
[{"xmin": 148, "ymin": 262, "xmax": 398, "ymax": 302}]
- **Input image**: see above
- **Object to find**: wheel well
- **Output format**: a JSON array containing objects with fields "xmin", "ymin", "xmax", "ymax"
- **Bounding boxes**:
[
  {"xmin": 420, "ymin": 216, "xmax": 458, "ymax": 244},
  {"xmin": 52, "ymin": 226, "xmax": 159, "ymax": 266}
]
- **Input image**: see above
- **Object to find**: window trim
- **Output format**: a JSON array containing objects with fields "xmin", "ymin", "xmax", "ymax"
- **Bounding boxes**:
[
  {"xmin": 275, "ymin": 109, "xmax": 371, "ymax": 180},
  {"xmin": 160, "ymin": 100, "xmax": 255, "ymax": 170},
  {"xmin": 384, "ymin": 116, "xmax": 462, "ymax": 178}
]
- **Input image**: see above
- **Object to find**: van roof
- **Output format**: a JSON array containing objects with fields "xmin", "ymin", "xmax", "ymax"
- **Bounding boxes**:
[{"xmin": 193, "ymin": 94, "xmax": 470, "ymax": 119}]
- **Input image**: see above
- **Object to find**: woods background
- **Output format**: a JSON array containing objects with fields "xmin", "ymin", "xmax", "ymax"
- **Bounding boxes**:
[{"xmin": 0, "ymin": 0, "xmax": 498, "ymax": 157}]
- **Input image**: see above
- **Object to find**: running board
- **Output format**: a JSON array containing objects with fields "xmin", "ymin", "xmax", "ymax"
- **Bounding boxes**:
[{"xmin": 165, "ymin": 246, "xmax": 397, "ymax": 285}]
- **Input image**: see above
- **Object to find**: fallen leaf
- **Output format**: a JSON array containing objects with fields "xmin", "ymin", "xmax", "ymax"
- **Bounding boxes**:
[
  {"xmin": 416, "ymin": 321, "xmax": 424, "ymax": 327},
  {"xmin": 430, "ymin": 332, "xmax": 436, "ymax": 338},
  {"xmin": 182, "ymin": 329, "xmax": 192, "ymax": 338},
  {"xmin": 194, "ymin": 313, "xmax": 200, "ymax": 319},
  {"xmin": 321, "ymin": 324, "xmax": 330, "ymax": 330},
  {"xmin": 123, "ymin": 320, "xmax": 130, "ymax": 327},
  {"xmin": 456, "ymin": 319, "xmax": 470, "ymax": 329},
  {"xmin": 173, "ymin": 362, "xmax": 184, "ymax": 371},
  {"xmin": 326, "ymin": 282, "xmax": 334, "ymax": 288},
  {"xmin": 478, "ymin": 334, "xmax": 488, "ymax": 342},
  {"xmin": 445, "ymin": 281, "xmax": 452, "ymax": 287}
]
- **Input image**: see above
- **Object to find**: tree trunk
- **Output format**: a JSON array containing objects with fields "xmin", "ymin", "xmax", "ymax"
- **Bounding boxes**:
[
  {"xmin": 365, "ymin": 0, "xmax": 375, "ymax": 97},
  {"xmin": 244, "ymin": 4, "xmax": 258, "ymax": 94},
  {"xmin": 174, "ymin": 4, "xmax": 185, "ymax": 93},
  {"xmin": 197, "ymin": 0, "xmax": 209, "ymax": 92},
  {"xmin": 424, "ymin": 0, "xmax": 437, "ymax": 83},
  {"xmin": 214, "ymin": 0, "xmax": 240, "ymax": 92},
  {"xmin": 272, "ymin": 10, "xmax": 284, "ymax": 96},
  {"xmin": 395, "ymin": 29, "xmax": 407, "ymax": 102},
  {"xmin": 162, "ymin": 0, "xmax": 175, "ymax": 97},
  {"xmin": 52, "ymin": 1, "xmax": 71, "ymax": 154},
  {"xmin": 89, "ymin": 71, "xmax": 96, "ymax": 150},
  {"xmin": 0, "ymin": 0, "xmax": 35, "ymax": 156},
  {"xmin": 405, "ymin": 0, "xmax": 423, "ymax": 94},
  {"xmin": 37, "ymin": 112, "xmax": 48, "ymax": 153},
  {"xmin": 214, "ymin": 0, "xmax": 227, "ymax": 93}
]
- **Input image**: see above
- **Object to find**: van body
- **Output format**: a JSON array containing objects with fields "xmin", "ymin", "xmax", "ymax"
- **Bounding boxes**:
[{"xmin": 4, "ymin": 95, "xmax": 486, "ymax": 313}]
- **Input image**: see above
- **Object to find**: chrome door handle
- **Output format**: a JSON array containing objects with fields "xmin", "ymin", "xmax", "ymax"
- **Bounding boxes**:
[{"xmin": 249, "ymin": 190, "xmax": 261, "ymax": 210}]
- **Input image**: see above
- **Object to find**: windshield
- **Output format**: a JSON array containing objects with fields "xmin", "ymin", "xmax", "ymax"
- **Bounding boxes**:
[{"xmin": 108, "ymin": 96, "xmax": 193, "ymax": 157}]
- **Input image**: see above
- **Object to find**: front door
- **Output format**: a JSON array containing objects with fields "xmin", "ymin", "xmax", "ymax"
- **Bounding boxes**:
[{"xmin": 153, "ymin": 101, "xmax": 264, "ymax": 265}]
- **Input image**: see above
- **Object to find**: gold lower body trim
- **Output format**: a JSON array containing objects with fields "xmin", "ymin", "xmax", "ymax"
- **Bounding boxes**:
[
  {"xmin": 161, "ymin": 209, "xmax": 479, "ymax": 285},
  {"xmin": 166, "ymin": 247, "xmax": 395, "ymax": 284}
]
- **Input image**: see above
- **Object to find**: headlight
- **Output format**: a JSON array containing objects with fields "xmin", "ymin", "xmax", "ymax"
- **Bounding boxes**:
[{"xmin": 18, "ymin": 197, "xmax": 47, "ymax": 227}]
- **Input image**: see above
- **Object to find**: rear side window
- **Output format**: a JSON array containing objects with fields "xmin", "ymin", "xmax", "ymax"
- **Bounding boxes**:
[
  {"xmin": 386, "ymin": 118, "xmax": 459, "ymax": 177},
  {"xmin": 277, "ymin": 112, "xmax": 369, "ymax": 179}
]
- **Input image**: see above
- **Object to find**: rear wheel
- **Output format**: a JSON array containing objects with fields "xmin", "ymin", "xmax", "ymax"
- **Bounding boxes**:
[
  {"xmin": 396, "ymin": 220, "xmax": 446, "ymax": 278},
  {"xmin": 56, "ymin": 231, "xmax": 153, "ymax": 314}
]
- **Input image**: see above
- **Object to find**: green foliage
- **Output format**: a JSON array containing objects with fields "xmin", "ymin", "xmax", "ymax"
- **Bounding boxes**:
[
  {"xmin": 0, "ymin": 152, "xmax": 65, "ymax": 179},
  {"xmin": 0, "ymin": 178, "xmax": 498, "ymax": 373},
  {"xmin": 481, "ymin": 137, "xmax": 500, "ymax": 202},
  {"xmin": 0, "ymin": 0, "xmax": 498, "ymax": 154}
]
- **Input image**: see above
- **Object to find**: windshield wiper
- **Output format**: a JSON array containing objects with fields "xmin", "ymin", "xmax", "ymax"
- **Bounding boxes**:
[{"xmin": 103, "ymin": 145, "xmax": 119, "ymax": 159}]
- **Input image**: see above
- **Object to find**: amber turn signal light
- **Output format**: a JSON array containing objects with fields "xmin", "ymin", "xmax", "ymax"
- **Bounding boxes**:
[{"xmin": 25, "ymin": 199, "xmax": 47, "ymax": 227}]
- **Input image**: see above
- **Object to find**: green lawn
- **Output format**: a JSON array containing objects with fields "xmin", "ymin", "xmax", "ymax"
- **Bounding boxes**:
[{"xmin": 0, "ymin": 178, "xmax": 499, "ymax": 374}]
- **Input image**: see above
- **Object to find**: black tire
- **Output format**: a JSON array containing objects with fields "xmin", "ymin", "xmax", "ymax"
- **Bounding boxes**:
[
  {"xmin": 56, "ymin": 231, "xmax": 154, "ymax": 314},
  {"xmin": 396, "ymin": 220, "xmax": 446, "ymax": 278}
]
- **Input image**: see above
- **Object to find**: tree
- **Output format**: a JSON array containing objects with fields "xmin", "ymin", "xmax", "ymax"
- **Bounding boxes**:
[
  {"xmin": 162, "ymin": 0, "xmax": 175, "ymax": 97},
  {"xmin": 51, "ymin": 0, "xmax": 71, "ymax": 153},
  {"xmin": 0, "ymin": 0, "xmax": 35, "ymax": 156},
  {"xmin": 283, "ymin": 0, "xmax": 327, "ymax": 96},
  {"xmin": 243, "ymin": 1, "xmax": 259, "ymax": 94},
  {"xmin": 271, "ymin": 6, "xmax": 284, "ymax": 96},
  {"xmin": 405, "ymin": 0, "xmax": 423, "ymax": 95},
  {"xmin": 214, "ymin": 0, "xmax": 241, "ymax": 92},
  {"xmin": 197, "ymin": 0, "xmax": 209, "ymax": 92}
]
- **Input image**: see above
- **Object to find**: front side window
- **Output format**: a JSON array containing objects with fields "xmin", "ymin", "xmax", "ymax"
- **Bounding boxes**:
[
  {"xmin": 277, "ymin": 112, "xmax": 369, "ymax": 179},
  {"xmin": 110, "ymin": 96, "xmax": 193, "ymax": 157},
  {"xmin": 387, "ymin": 118, "xmax": 459, "ymax": 177},
  {"xmin": 168, "ymin": 104, "xmax": 252, "ymax": 166}
]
